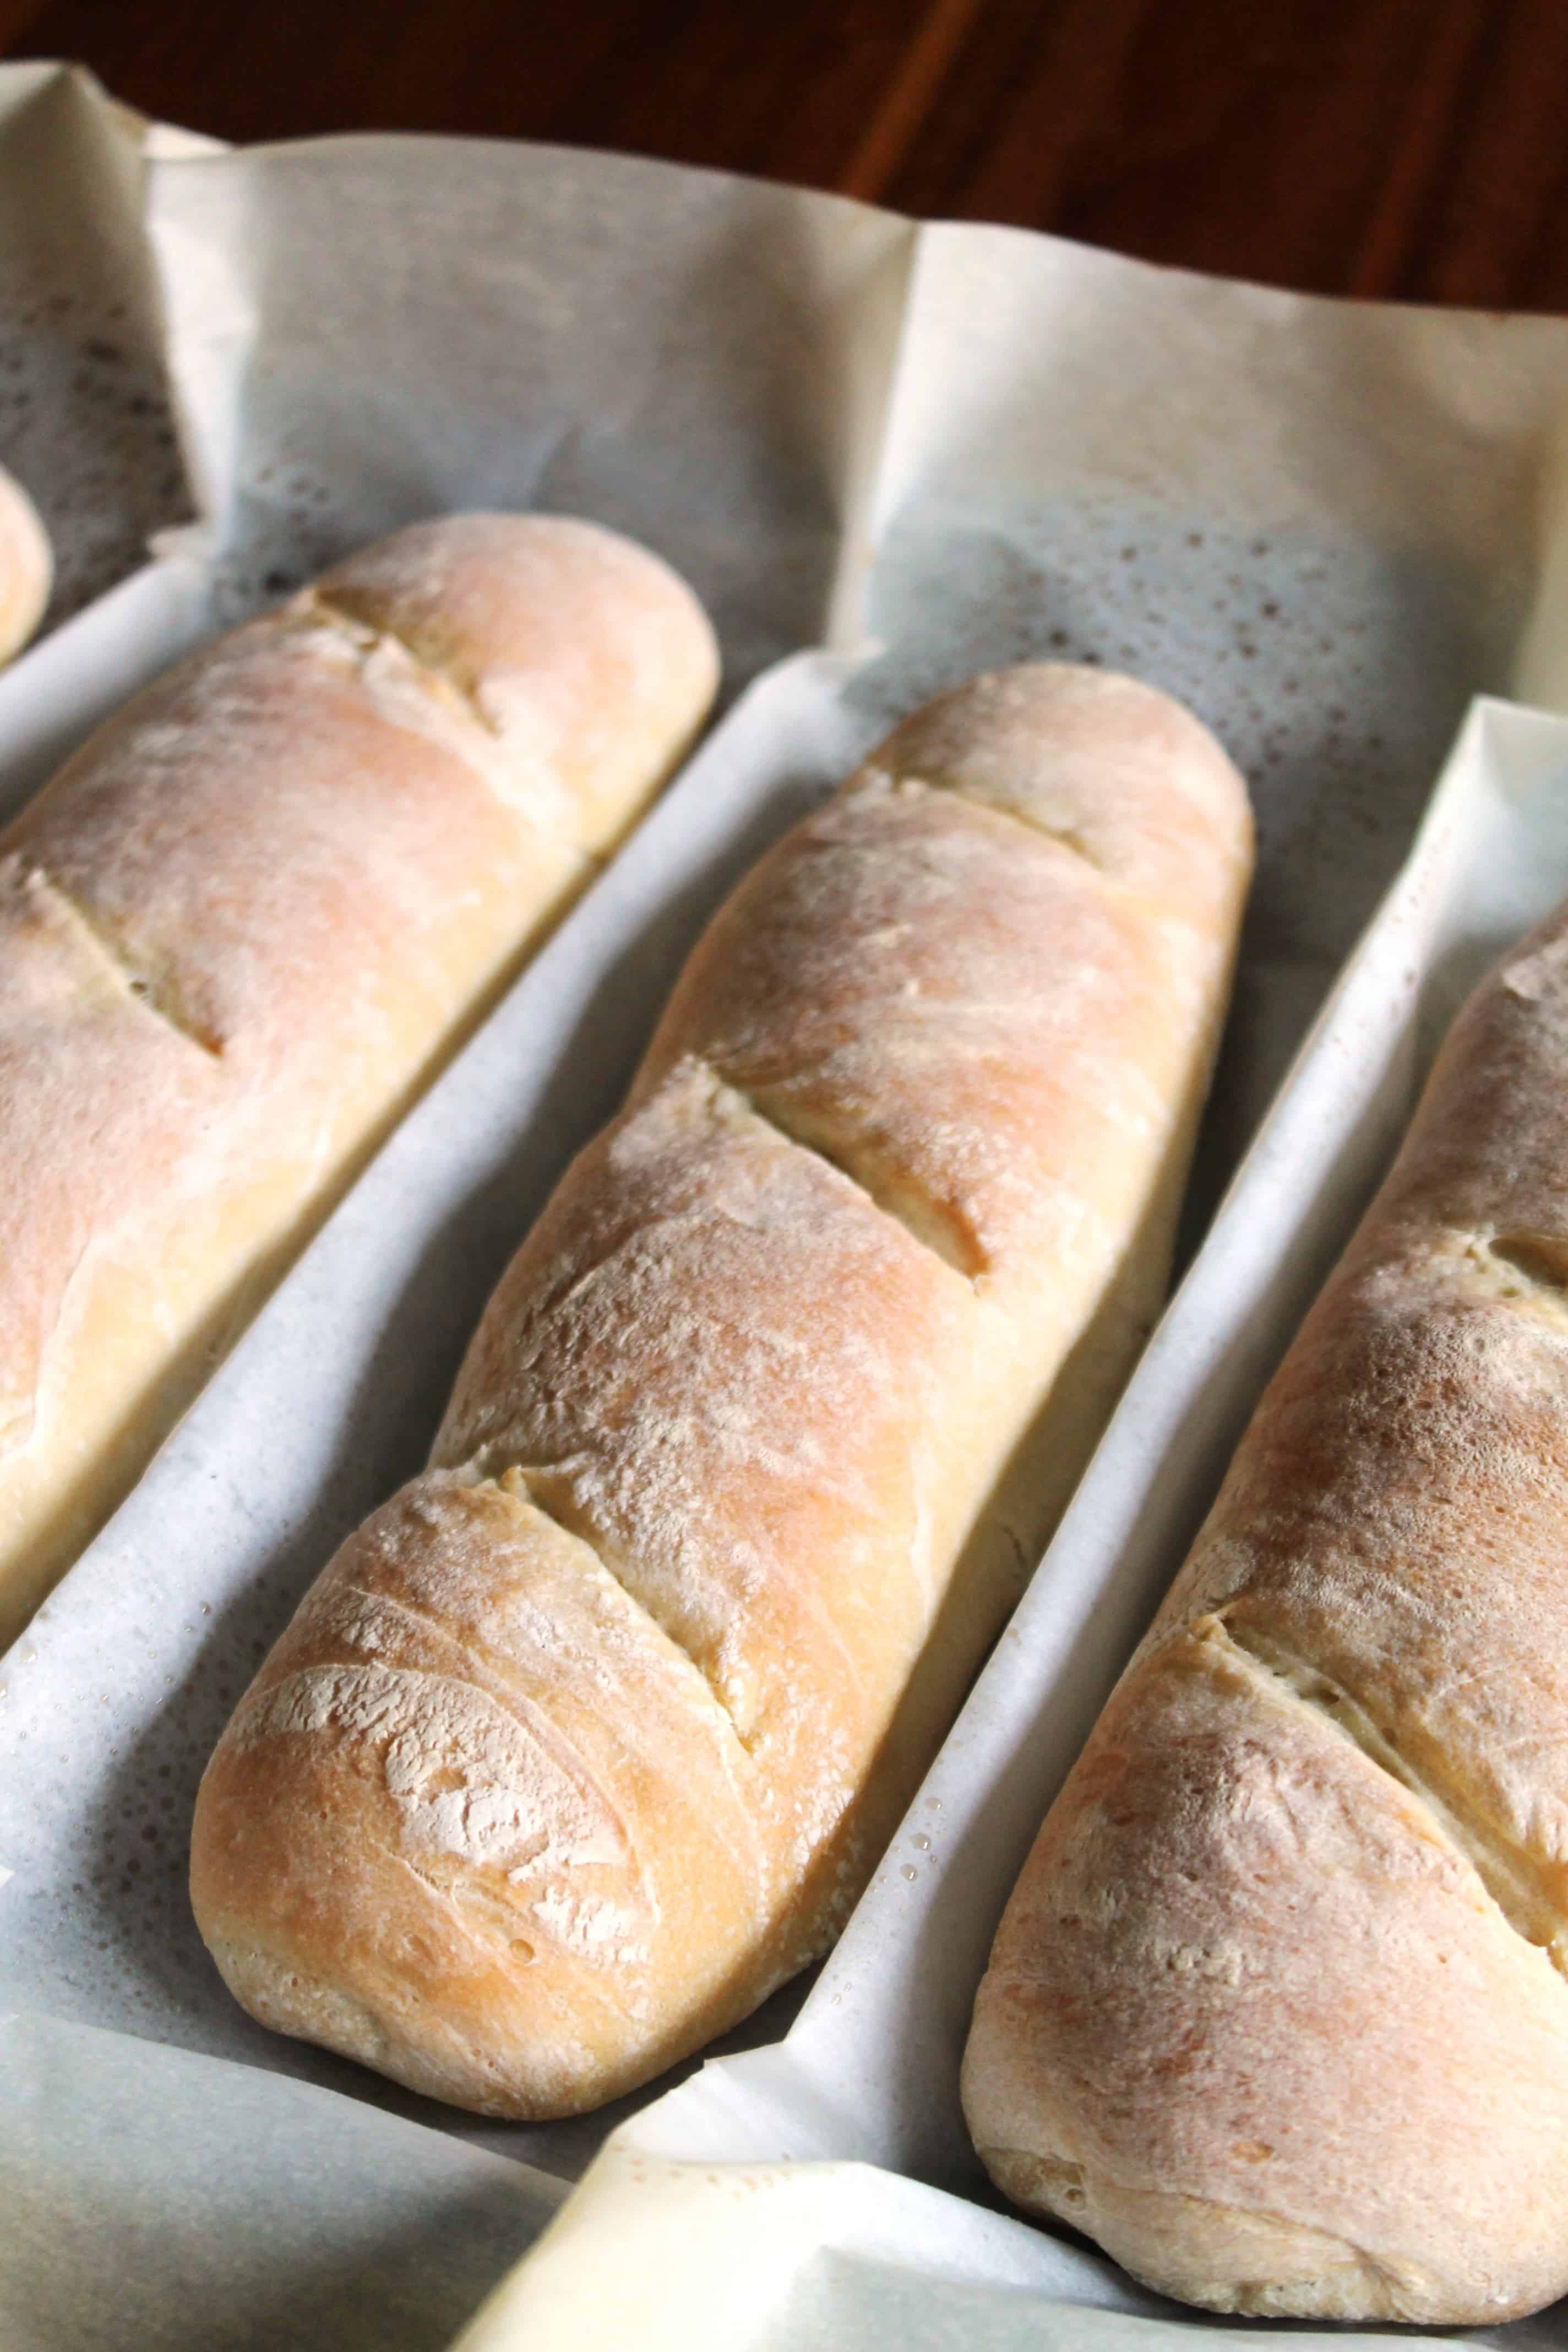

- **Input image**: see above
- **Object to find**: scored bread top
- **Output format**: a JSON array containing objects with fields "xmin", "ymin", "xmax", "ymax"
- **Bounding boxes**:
[
  {"xmin": 191, "ymin": 662, "xmax": 1253, "ymax": 2120},
  {"xmin": 303, "ymin": 513, "xmax": 716, "ymax": 849},
  {"xmin": 0, "ymin": 513, "xmax": 718, "ymax": 1644},
  {"xmin": 0, "ymin": 859, "xmax": 226, "ymax": 1462},
  {"xmin": 635, "ymin": 668, "xmax": 1239, "ymax": 1294},
  {"xmin": 431, "ymin": 1061, "xmax": 982, "ymax": 1836},
  {"xmin": 963, "ymin": 892, "xmax": 1568, "ymax": 2325}
]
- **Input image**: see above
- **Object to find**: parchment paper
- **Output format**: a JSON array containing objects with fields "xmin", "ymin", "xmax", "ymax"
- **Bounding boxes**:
[
  {"xmin": 0, "ymin": 2009, "xmax": 564, "ymax": 2352},
  {"xmin": 6, "ymin": 61, "xmax": 1568, "ymax": 2347},
  {"xmin": 0, "ymin": 67, "xmax": 190, "ymax": 636}
]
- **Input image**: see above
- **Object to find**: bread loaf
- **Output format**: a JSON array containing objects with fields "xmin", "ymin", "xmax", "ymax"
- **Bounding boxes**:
[
  {"xmin": 189, "ymin": 663, "xmax": 1253, "ymax": 2119},
  {"xmin": 0, "ymin": 460, "xmax": 49, "ymax": 666},
  {"xmin": 963, "ymin": 897, "xmax": 1568, "ymax": 2324},
  {"xmin": 0, "ymin": 514, "xmax": 718, "ymax": 1646}
]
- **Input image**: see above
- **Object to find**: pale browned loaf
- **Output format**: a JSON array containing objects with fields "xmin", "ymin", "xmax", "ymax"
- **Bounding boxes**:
[
  {"xmin": 189, "ymin": 663, "xmax": 1253, "ymax": 2119},
  {"xmin": 0, "ymin": 513, "xmax": 718, "ymax": 1646},
  {"xmin": 963, "ymin": 901, "xmax": 1568, "ymax": 2324},
  {"xmin": 0, "ymin": 460, "xmax": 49, "ymax": 666}
]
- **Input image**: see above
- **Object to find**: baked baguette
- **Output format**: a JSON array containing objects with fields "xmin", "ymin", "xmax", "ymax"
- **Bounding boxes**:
[
  {"xmin": 189, "ymin": 663, "xmax": 1253, "ymax": 2120},
  {"xmin": 0, "ymin": 460, "xmax": 49, "ymax": 666},
  {"xmin": 963, "ymin": 899, "xmax": 1568, "ymax": 2324},
  {"xmin": 0, "ymin": 513, "xmax": 718, "ymax": 1646}
]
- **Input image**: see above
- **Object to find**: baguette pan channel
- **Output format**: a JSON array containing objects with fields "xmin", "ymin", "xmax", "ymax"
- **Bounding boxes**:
[
  {"xmin": 0, "ymin": 513, "xmax": 720, "ymax": 1647},
  {"xmin": 963, "ymin": 896, "xmax": 1568, "ymax": 2325},
  {"xmin": 191, "ymin": 663, "xmax": 1254, "ymax": 2120}
]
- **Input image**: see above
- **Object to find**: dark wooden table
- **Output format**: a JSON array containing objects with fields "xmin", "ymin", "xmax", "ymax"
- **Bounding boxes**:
[{"xmin": 5, "ymin": 0, "xmax": 1567, "ymax": 310}]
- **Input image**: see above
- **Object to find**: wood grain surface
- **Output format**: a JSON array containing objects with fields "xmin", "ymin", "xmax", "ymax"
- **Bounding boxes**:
[{"xmin": 4, "ymin": 0, "xmax": 1567, "ymax": 307}]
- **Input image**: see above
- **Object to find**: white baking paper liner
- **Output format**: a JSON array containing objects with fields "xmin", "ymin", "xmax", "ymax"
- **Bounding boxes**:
[
  {"xmin": 0, "ymin": 65, "xmax": 192, "ymax": 638},
  {"xmin": 0, "ymin": 2008, "xmax": 565, "ymax": 2352},
  {"xmin": 6, "ymin": 59, "xmax": 1568, "ymax": 2348}
]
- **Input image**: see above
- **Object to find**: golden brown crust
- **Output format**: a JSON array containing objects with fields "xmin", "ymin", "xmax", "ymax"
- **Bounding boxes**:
[
  {"xmin": 964, "ymin": 896, "xmax": 1568, "ymax": 2323},
  {"xmin": 0, "ymin": 514, "xmax": 718, "ymax": 1643},
  {"xmin": 434, "ymin": 1065, "xmax": 981, "ymax": 1778},
  {"xmin": 191, "ymin": 1473, "xmax": 771, "ymax": 2117},
  {"xmin": 308, "ymin": 513, "xmax": 716, "ymax": 850},
  {"xmin": 192, "ymin": 662, "xmax": 1253, "ymax": 2116},
  {"xmin": 636, "ymin": 777, "xmax": 1189, "ymax": 1288}
]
